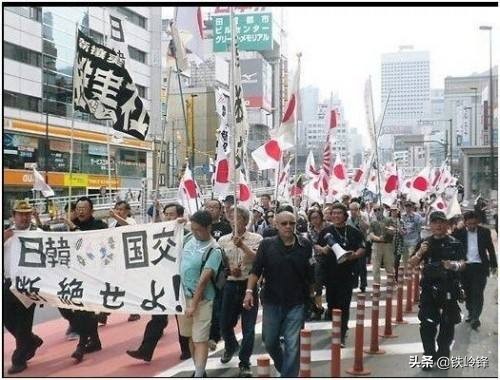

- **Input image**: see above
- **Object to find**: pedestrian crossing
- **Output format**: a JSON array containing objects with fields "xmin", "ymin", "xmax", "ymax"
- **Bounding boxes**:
[{"xmin": 157, "ymin": 267, "xmax": 428, "ymax": 377}]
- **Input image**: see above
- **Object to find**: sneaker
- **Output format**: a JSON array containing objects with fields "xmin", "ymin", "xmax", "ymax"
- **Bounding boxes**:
[
  {"xmin": 126, "ymin": 349, "xmax": 152, "ymax": 362},
  {"xmin": 340, "ymin": 337, "xmax": 346, "ymax": 348},
  {"xmin": 208, "ymin": 339, "xmax": 217, "ymax": 351},
  {"xmin": 220, "ymin": 345, "xmax": 239, "ymax": 364},
  {"xmin": 238, "ymin": 363, "xmax": 253, "ymax": 377},
  {"xmin": 26, "ymin": 335, "xmax": 44, "ymax": 361},
  {"xmin": 128, "ymin": 314, "xmax": 141, "ymax": 322}
]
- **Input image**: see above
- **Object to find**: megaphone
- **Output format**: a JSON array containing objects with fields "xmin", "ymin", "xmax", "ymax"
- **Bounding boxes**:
[{"xmin": 324, "ymin": 233, "xmax": 352, "ymax": 264}]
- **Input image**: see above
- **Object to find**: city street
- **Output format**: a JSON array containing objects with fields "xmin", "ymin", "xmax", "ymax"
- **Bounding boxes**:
[{"xmin": 4, "ymin": 262, "xmax": 497, "ymax": 377}]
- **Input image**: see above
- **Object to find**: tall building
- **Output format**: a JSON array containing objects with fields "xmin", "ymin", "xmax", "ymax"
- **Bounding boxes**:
[
  {"xmin": 381, "ymin": 46, "xmax": 431, "ymax": 135},
  {"xmin": 4, "ymin": 6, "xmax": 162, "ymax": 214},
  {"xmin": 444, "ymin": 66, "xmax": 498, "ymax": 199}
]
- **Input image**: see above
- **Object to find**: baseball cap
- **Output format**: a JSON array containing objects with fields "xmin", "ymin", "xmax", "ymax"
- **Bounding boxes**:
[
  {"xmin": 224, "ymin": 195, "xmax": 235, "ymax": 204},
  {"xmin": 429, "ymin": 211, "xmax": 447, "ymax": 222},
  {"xmin": 252, "ymin": 206, "xmax": 264, "ymax": 214},
  {"xmin": 13, "ymin": 200, "xmax": 33, "ymax": 213}
]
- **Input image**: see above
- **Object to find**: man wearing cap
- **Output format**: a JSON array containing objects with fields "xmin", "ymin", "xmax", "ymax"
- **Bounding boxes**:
[
  {"xmin": 408, "ymin": 211, "xmax": 466, "ymax": 371},
  {"xmin": 3, "ymin": 200, "xmax": 44, "ymax": 374},
  {"xmin": 250, "ymin": 206, "xmax": 265, "ymax": 235}
]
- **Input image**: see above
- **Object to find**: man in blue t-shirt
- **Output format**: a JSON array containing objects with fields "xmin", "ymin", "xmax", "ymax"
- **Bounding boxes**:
[{"xmin": 178, "ymin": 211, "xmax": 222, "ymax": 378}]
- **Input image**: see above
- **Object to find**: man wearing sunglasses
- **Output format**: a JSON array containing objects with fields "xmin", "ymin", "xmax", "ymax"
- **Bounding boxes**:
[{"xmin": 243, "ymin": 211, "xmax": 313, "ymax": 377}]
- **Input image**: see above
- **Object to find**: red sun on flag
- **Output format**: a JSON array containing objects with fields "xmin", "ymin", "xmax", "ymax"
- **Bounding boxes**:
[
  {"xmin": 282, "ymin": 94, "xmax": 296, "ymax": 123},
  {"xmin": 215, "ymin": 159, "xmax": 229, "ymax": 183},
  {"xmin": 333, "ymin": 164, "xmax": 345, "ymax": 180},
  {"xmin": 264, "ymin": 139, "xmax": 282, "ymax": 161},
  {"xmin": 239, "ymin": 184, "xmax": 250, "ymax": 201},
  {"xmin": 183, "ymin": 179, "xmax": 197, "ymax": 198}
]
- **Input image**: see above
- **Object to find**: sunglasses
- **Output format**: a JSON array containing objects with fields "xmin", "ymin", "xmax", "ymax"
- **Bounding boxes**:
[{"xmin": 279, "ymin": 221, "xmax": 296, "ymax": 226}]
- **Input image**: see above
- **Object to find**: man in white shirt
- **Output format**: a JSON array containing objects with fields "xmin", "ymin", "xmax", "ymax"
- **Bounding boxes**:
[
  {"xmin": 218, "ymin": 206, "xmax": 262, "ymax": 377},
  {"xmin": 452, "ymin": 211, "xmax": 497, "ymax": 330}
]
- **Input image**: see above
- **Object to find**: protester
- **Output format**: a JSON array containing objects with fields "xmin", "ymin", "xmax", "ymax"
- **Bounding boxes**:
[
  {"xmin": 70, "ymin": 197, "xmax": 108, "ymax": 363},
  {"xmin": 3, "ymin": 200, "xmax": 44, "ymax": 374},
  {"xmin": 316, "ymin": 203, "xmax": 365, "ymax": 346},
  {"xmin": 260, "ymin": 194, "xmax": 273, "ymax": 213},
  {"xmin": 368, "ymin": 205, "xmax": 397, "ymax": 284},
  {"xmin": 204, "ymin": 199, "xmax": 232, "ymax": 351},
  {"xmin": 218, "ymin": 206, "xmax": 262, "ymax": 377},
  {"xmin": 127, "ymin": 202, "xmax": 192, "ymax": 362},
  {"xmin": 178, "ymin": 211, "xmax": 223, "ymax": 378},
  {"xmin": 243, "ymin": 211, "xmax": 313, "ymax": 377},
  {"xmin": 250, "ymin": 206, "xmax": 265, "ymax": 234},
  {"xmin": 306, "ymin": 208, "xmax": 328, "ymax": 320},
  {"xmin": 347, "ymin": 201, "xmax": 370, "ymax": 292},
  {"xmin": 408, "ymin": 211, "xmax": 466, "ymax": 370},
  {"xmin": 452, "ymin": 211, "xmax": 497, "ymax": 330},
  {"xmin": 400, "ymin": 201, "xmax": 424, "ymax": 274}
]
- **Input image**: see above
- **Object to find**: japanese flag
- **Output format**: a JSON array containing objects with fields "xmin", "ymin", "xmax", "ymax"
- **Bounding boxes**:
[
  {"xmin": 238, "ymin": 170, "xmax": 253, "ymax": 209},
  {"xmin": 349, "ymin": 158, "xmax": 370, "ymax": 197},
  {"xmin": 32, "ymin": 168, "xmax": 55, "ymax": 198},
  {"xmin": 212, "ymin": 140, "xmax": 230, "ymax": 198},
  {"xmin": 251, "ymin": 138, "xmax": 282, "ymax": 170},
  {"xmin": 177, "ymin": 164, "xmax": 202, "ymax": 216},
  {"xmin": 381, "ymin": 163, "xmax": 399, "ymax": 206},
  {"xmin": 430, "ymin": 193, "xmax": 448, "ymax": 212},
  {"xmin": 407, "ymin": 166, "xmax": 432, "ymax": 204},
  {"xmin": 329, "ymin": 154, "xmax": 347, "ymax": 196}
]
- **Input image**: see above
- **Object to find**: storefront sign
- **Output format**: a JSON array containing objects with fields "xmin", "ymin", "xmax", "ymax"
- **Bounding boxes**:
[
  {"xmin": 63, "ymin": 173, "xmax": 88, "ymax": 187},
  {"xmin": 88, "ymin": 175, "xmax": 121, "ymax": 188}
]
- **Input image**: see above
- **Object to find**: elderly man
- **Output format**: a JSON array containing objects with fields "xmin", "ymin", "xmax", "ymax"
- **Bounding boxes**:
[
  {"xmin": 219, "ymin": 206, "xmax": 262, "ymax": 377},
  {"xmin": 69, "ymin": 197, "xmax": 108, "ymax": 363},
  {"xmin": 243, "ymin": 211, "xmax": 313, "ymax": 377},
  {"xmin": 3, "ymin": 201, "xmax": 44, "ymax": 374}
]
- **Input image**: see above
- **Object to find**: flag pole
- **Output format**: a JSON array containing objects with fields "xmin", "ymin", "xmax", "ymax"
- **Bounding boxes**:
[
  {"xmin": 68, "ymin": 22, "xmax": 80, "ymax": 227},
  {"xmin": 230, "ymin": 7, "xmax": 239, "ymax": 226},
  {"xmin": 294, "ymin": 53, "xmax": 301, "ymax": 191}
]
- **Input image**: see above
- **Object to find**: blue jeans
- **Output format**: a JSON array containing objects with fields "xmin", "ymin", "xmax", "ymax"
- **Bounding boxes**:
[
  {"xmin": 262, "ymin": 303, "xmax": 304, "ymax": 377},
  {"xmin": 220, "ymin": 281, "xmax": 259, "ymax": 366}
]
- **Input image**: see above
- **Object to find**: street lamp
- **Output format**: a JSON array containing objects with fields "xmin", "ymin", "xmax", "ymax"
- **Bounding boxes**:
[
  {"xmin": 470, "ymin": 87, "xmax": 478, "ymax": 144},
  {"xmin": 479, "ymin": 25, "xmax": 495, "ymax": 192}
]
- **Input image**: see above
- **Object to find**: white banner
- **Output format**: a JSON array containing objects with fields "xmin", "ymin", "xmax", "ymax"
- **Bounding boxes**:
[{"xmin": 4, "ymin": 222, "xmax": 186, "ymax": 315}]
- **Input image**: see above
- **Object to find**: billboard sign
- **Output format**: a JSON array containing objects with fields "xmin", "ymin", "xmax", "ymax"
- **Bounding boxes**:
[
  {"xmin": 239, "ymin": 58, "xmax": 272, "ymax": 110},
  {"xmin": 213, "ymin": 13, "xmax": 273, "ymax": 52}
]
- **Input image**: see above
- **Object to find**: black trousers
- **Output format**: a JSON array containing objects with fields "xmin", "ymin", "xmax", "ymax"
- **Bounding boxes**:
[
  {"xmin": 72, "ymin": 310, "xmax": 99, "ymax": 348},
  {"xmin": 462, "ymin": 263, "xmax": 488, "ymax": 320},
  {"xmin": 209, "ymin": 290, "xmax": 222, "ymax": 342},
  {"xmin": 3, "ymin": 282, "xmax": 37, "ymax": 366},
  {"xmin": 418, "ymin": 289, "xmax": 461, "ymax": 359},
  {"xmin": 325, "ymin": 280, "xmax": 354, "ymax": 340},
  {"xmin": 138, "ymin": 315, "xmax": 189, "ymax": 358},
  {"xmin": 356, "ymin": 255, "xmax": 368, "ymax": 289}
]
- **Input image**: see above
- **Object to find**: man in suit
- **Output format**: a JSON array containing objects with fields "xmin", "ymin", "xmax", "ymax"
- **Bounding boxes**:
[{"xmin": 452, "ymin": 211, "xmax": 497, "ymax": 330}]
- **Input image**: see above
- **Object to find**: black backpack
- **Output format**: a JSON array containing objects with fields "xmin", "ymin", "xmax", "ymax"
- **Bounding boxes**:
[{"xmin": 200, "ymin": 247, "xmax": 229, "ymax": 291}]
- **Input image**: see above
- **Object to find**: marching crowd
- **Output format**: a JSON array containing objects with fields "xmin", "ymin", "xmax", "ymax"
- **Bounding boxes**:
[{"xmin": 3, "ymin": 192, "xmax": 497, "ymax": 377}]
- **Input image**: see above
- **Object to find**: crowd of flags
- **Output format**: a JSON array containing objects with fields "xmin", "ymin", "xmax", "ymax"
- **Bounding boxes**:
[{"xmin": 31, "ymin": 7, "xmax": 462, "ymax": 219}]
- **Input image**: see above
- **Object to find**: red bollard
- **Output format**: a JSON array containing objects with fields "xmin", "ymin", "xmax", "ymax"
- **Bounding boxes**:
[
  {"xmin": 364, "ymin": 283, "xmax": 385, "ymax": 354},
  {"xmin": 413, "ymin": 266, "xmax": 420, "ymax": 303},
  {"xmin": 299, "ymin": 329, "xmax": 312, "ymax": 377},
  {"xmin": 331, "ymin": 309, "xmax": 342, "ymax": 377},
  {"xmin": 395, "ymin": 266, "xmax": 408, "ymax": 324},
  {"xmin": 380, "ymin": 273, "xmax": 398, "ymax": 338},
  {"xmin": 257, "ymin": 356, "xmax": 271, "ymax": 378},
  {"xmin": 346, "ymin": 293, "xmax": 371, "ymax": 375},
  {"xmin": 405, "ymin": 268, "xmax": 414, "ymax": 313}
]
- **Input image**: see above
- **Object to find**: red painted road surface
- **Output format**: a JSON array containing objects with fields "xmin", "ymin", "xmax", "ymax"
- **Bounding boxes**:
[{"xmin": 3, "ymin": 313, "xmax": 186, "ymax": 377}]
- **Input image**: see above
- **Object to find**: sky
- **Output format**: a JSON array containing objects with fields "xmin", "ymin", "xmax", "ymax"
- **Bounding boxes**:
[{"xmin": 164, "ymin": 5, "xmax": 498, "ymax": 146}]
